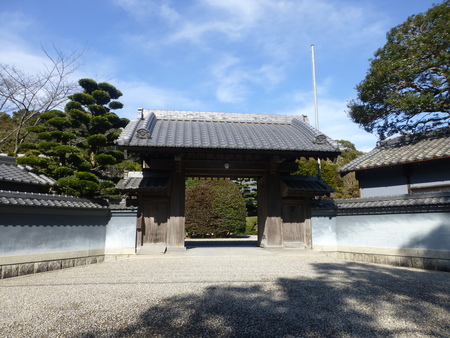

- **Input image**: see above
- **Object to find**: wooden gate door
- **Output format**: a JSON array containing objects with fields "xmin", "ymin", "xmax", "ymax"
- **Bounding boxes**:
[
  {"xmin": 282, "ymin": 203, "xmax": 305, "ymax": 248},
  {"xmin": 142, "ymin": 201, "xmax": 168, "ymax": 245}
]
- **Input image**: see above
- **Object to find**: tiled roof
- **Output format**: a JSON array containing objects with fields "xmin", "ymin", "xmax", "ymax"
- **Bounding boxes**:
[
  {"xmin": 0, "ymin": 156, "xmax": 55, "ymax": 186},
  {"xmin": 340, "ymin": 128, "xmax": 450, "ymax": 173},
  {"xmin": 312, "ymin": 191, "xmax": 450, "ymax": 211},
  {"xmin": 108, "ymin": 198, "xmax": 139, "ymax": 210},
  {"xmin": 281, "ymin": 175, "xmax": 333, "ymax": 194},
  {"xmin": 0, "ymin": 190, "xmax": 107, "ymax": 209},
  {"xmin": 116, "ymin": 171, "xmax": 170, "ymax": 191},
  {"xmin": 117, "ymin": 109, "xmax": 340, "ymax": 155}
]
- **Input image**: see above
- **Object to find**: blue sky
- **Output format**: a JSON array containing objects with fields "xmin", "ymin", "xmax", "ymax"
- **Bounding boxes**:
[{"xmin": 0, "ymin": 0, "xmax": 440, "ymax": 151}]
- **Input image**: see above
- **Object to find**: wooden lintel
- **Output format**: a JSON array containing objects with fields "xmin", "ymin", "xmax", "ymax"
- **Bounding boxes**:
[{"xmin": 181, "ymin": 159, "xmax": 270, "ymax": 172}]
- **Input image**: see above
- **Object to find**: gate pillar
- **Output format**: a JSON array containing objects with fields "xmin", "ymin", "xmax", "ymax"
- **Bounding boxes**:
[
  {"xmin": 166, "ymin": 169, "xmax": 186, "ymax": 251},
  {"xmin": 258, "ymin": 172, "xmax": 283, "ymax": 248}
]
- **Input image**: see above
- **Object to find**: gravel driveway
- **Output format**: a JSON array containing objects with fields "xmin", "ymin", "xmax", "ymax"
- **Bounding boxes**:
[{"xmin": 0, "ymin": 246, "xmax": 449, "ymax": 337}]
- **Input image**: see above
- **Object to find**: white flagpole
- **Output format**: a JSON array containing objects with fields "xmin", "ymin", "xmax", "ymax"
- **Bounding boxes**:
[
  {"xmin": 311, "ymin": 44, "xmax": 322, "ymax": 179},
  {"xmin": 311, "ymin": 44, "xmax": 319, "ymax": 130}
]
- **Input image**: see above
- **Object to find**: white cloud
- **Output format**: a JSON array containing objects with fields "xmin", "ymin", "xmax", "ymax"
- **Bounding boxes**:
[
  {"xmin": 161, "ymin": 0, "xmax": 385, "ymax": 52},
  {"xmin": 211, "ymin": 55, "xmax": 247, "ymax": 103},
  {"xmin": 0, "ymin": 12, "xmax": 49, "ymax": 73},
  {"xmin": 280, "ymin": 97, "xmax": 378, "ymax": 152},
  {"xmin": 210, "ymin": 54, "xmax": 285, "ymax": 103},
  {"xmin": 112, "ymin": 0, "xmax": 159, "ymax": 22},
  {"xmin": 160, "ymin": 3, "xmax": 181, "ymax": 25},
  {"xmin": 113, "ymin": 80, "xmax": 204, "ymax": 119},
  {"xmin": 201, "ymin": 0, "xmax": 262, "ymax": 21},
  {"xmin": 112, "ymin": 0, "xmax": 388, "ymax": 108}
]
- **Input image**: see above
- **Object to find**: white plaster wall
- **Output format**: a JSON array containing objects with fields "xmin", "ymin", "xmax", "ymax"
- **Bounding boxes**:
[
  {"xmin": 361, "ymin": 185, "xmax": 408, "ymax": 198},
  {"xmin": 311, "ymin": 215, "xmax": 337, "ymax": 248},
  {"xmin": 336, "ymin": 213, "xmax": 450, "ymax": 250},
  {"xmin": 105, "ymin": 211, "xmax": 137, "ymax": 253},
  {"xmin": 312, "ymin": 212, "xmax": 450, "ymax": 252},
  {"xmin": 0, "ymin": 208, "xmax": 109, "ymax": 256}
]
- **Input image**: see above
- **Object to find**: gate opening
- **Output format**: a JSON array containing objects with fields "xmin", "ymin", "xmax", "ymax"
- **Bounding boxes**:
[{"xmin": 184, "ymin": 177, "xmax": 258, "ymax": 250}]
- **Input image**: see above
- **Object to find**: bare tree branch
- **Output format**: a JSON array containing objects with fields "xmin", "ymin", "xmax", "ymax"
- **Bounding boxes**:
[{"xmin": 0, "ymin": 46, "xmax": 83, "ymax": 153}]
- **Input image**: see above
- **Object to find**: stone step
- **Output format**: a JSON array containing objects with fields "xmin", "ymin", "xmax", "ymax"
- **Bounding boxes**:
[
  {"xmin": 283, "ymin": 242, "xmax": 306, "ymax": 249},
  {"xmin": 137, "ymin": 243, "xmax": 167, "ymax": 255}
]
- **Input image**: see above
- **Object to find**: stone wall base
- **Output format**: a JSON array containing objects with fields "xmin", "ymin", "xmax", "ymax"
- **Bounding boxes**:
[
  {"xmin": 0, "ymin": 251, "xmax": 136, "ymax": 279},
  {"xmin": 314, "ymin": 246, "xmax": 450, "ymax": 272},
  {"xmin": 0, "ymin": 255, "xmax": 103, "ymax": 279}
]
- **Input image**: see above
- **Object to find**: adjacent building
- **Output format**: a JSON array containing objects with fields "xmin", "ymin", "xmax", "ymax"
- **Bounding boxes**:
[{"xmin": 339, "ymin": 128, "xmax": 450, "ymax": 198}]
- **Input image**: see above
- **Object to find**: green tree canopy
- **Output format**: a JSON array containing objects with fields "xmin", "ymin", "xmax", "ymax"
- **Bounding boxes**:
[
  {"xmin": 17, "ymin": 78, "xmax": 137, "ymax": 198},
  {"xmin": 234, "ymin": 178, "xmax": 258, "ymax": 216},
  {"xmin": 294, "ymin": 140, "xmax": 364, "ymax": 199},
  {"xmin": 348, "ymin": 1, "xmax": 450, "ymax": 139},
  {"xmin": 185, "ymin": 178, "xmax": 247, "ymax": 238}
]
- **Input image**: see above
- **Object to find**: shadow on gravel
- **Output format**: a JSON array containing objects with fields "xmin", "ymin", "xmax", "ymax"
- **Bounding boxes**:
[{"xmin": 76, "ymin": 262, "xmax": 450, "ymax": 337}]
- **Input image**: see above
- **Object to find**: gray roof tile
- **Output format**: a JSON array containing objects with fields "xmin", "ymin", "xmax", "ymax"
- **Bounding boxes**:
[
  {"xmin": 0, "ymin": 190, "xmax": 107, "ymax": 209},
  {"xmin": 117, "ymin": 110, "xmax": 340, "ymax": 154},
  {"xmin": 313, "ymin": 191, "xmax": 450, "ymax": 210},
  {"xmin": 116, "ymin": 171, "xmax": 170, "ymax": 192},
  {"xmin": 116, "ymin": 176, "xmax": 170, "ymax": 191},
  {"xmin": 0, "ymin": 156, "xmax": 55, "ymax": 186},
  {"xmin": 281, "ymin": 175, "xmax": 334, "ymax": 194},
  {"xmin": 340, "ymin": 128, "xmax": 450, "ymax": 173}
]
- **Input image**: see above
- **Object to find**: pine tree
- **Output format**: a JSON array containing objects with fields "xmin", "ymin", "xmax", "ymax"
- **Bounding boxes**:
[{"xmin": 17, "ymin": 79, "xmax": 139, "ymax": 197}]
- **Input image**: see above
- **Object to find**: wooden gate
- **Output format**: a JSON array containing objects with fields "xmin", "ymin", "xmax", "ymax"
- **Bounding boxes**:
[
  {"xmin": 142, "ymin": 201, "xmax": 167, "ymax": 244},
  {"xmin": 137, "ymin": 198, "xmax": 169, "ymax": 253},
  {"xmin": 282, "ymin": 202, "xmax": 306, "ymax": 248}
]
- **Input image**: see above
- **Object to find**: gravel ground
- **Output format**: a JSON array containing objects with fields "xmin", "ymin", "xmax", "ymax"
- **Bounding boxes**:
[{"xmin": 0, "ymin": 248, "xmax": 449, "ymax": 338}]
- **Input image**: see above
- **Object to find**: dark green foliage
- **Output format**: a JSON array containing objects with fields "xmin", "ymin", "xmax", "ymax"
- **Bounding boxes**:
[
  {"xmin": 69, "ymin": 93, "xmax": 96, "ymax": 106},
  {"xmin": 88, "ymin": 105, "xmax": 108, "ymax": 116},
  {"xmin": 245, "ymin": 216, "xmax": 258, "ymax": 235},
  {"xmin": 109, "ymin": 101, "xmax": 124, "ymax": 110},
  {"xmin": 16, "ymin": 155, "xmax": 48, "ymax": 168},
  {"xmin": 0, "ymin": 113, "xmax": 15, "ymax": 154},
  {"xmin": 91, "ymin": 90, "xmax": 111, "ymax": 106},
  {"xmin": 38, "ymin": 141, "xmax": 59, "ymax": 150},
  {"xmin": 56, "ymin": 175, "xmax": 98, "ymax": 197},
  {"xmin": 55, "ymin": 176, "xmax": 81, "ymax": 196},
  {"xmin": 294, "ymin": 140, "xmax": 364, "ymax": 199},
  {"xmin": 87, "ymin": 134, "xmax": 108, "ymax": 148},
  {"xmin": 98, "ymin": 82, "xmax": 122, "ymax": 99},
  {"xmin": 52, "ymin": 166, "xmax": 74, "ymax": 178},
  {"xmin": 46, "ymin": 117, "xmax": 72, "ymax": 129},
  {"xmin": 40, "ymin": 110, "xmax": 66, "ymax": 120},
  {"xmin": 234, "ymin": 178, "xmax": 257, "ymax": 216},
  {"xmin": 185, "ymin": 178, "xmax": 247, "ymax": 238},
  {"xmin": 116, "ymin": 160, "xmax": 142, "ymax": 171},
  {"xmin": 348, "ymin": 1, "xmax": 450, "ymax": 139},
  {"xmin": 210, "ymin": 179, "xmax": 247, "ymax": 235},
  {"xmin": 94, "ymin": 153, "xmax": 117, "ymax": 166},
  {"xmin": 107, "ymin": 150, "xmax": 125, "ymax": 162},
  {"xmin": 53, "ymin": 145, "xmax": 78, "ymax": 156},
  {"xmin": 65, "ymin": 101, "xmax": 83, "ymax": 112},
  {"xmin": 79, "ymin": 162, "xmax": 92, "ymax": 171},
  {"xmin": 26, "ymin": 126, "xmax": 46, "ymax": 133},
  {"xmin": 295, "ymin": 157, "xmax": 341, "ymax": 194},
  {"xmin": 19, "ymin": 78, "xmax": 134, "ymax": 198},
  {"xmin": 75, "ymin": 171, "xmax": 98, "ymax": 182},
  {"xmin": 78, "ymin": 78, "xmax": 98, "ymax": 94},
  {"xmin": 69, "ymin": 109, "xmax": 90, "ymax": 127},
  {"xmin": 0, "ymin": 110, "xmax": 40, "ymax": 154},
  {"xmin": 18, "ymin": 142, "xmax": 38, "ymax": 151},
  {"xmin": 185, "ymin": 183, "xmax": 219, "ymax": 238},
  {"xmin": 90, "ymin": 116, "xmax": 113, "ymax": 134},
  {"xmin": 104, "ymin": 112, "xmax": 122, "ymax": 126},
  {"xmin": 35, "ymin": 132, "xmax": 52, "ymax": 140}
]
